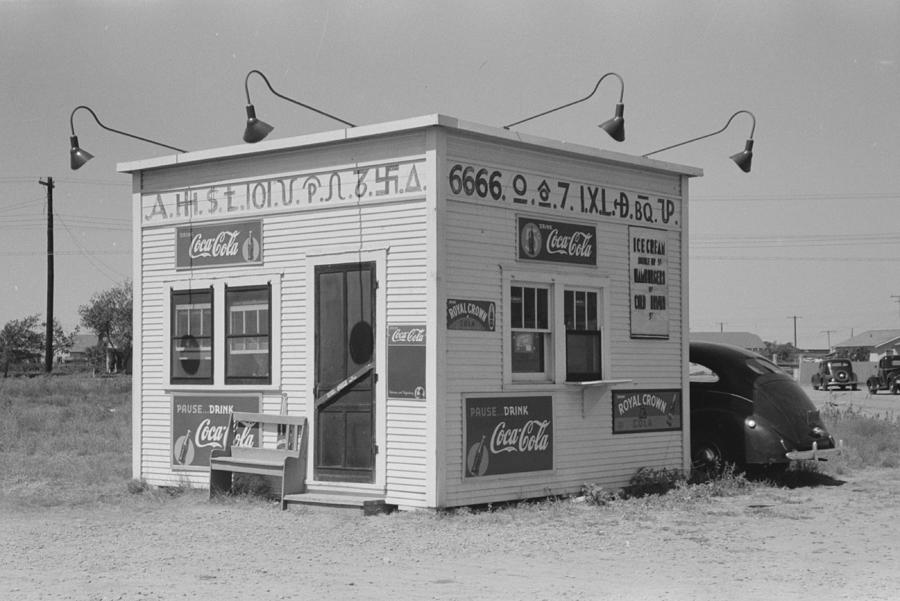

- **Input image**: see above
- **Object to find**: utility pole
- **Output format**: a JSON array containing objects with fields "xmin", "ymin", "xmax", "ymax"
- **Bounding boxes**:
[
  {"xmin": 892, "ymin": 295, "xmax": 900, "ymax": 324},
  {"xmin": 717, "ymin": 322, "xmax": 725, "ymax": 333},
  {"xmin": 787, "ymin": 315, "xmax": 801, "ymax": 348},
  {"xmin": 39, "ymin": 177, "xmax": 54, "ymax": 373},
  {"xmin": 821, "ymin": 329, "xmax": 835, "ymax": 349}
]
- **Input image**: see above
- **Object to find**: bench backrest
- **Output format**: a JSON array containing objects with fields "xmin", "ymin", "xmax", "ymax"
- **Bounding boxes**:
[{"xmin": 224, "ymin": 412, "xmax": 306, "ymax": 459}]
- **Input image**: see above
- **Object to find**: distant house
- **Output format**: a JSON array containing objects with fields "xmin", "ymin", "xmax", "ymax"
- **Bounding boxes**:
[
  {"xmin": 833, "ymin": 329, "xmax": 900, "ymax": 360},
  {"xmin": 690, "ymin": 331, "xmax": 766, "ymax": 353},
  {"xmin": 58, "ymin": 334, "xmax": 100, "ymax": 364}
]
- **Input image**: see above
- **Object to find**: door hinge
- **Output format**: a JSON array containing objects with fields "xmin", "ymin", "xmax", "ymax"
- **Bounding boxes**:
[
  {"xmin": 373, "ymin": 372, "xmax": 379, "ymax": 383},
  {"xmin": 373, "ymin": 444, "xmax": 379, "ymax": 455}
]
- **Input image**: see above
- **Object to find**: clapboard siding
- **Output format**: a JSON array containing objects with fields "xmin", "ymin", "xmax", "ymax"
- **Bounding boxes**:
[{"xmin": 438, "ymin": 132, "xmax": 686, "ymax": 507}]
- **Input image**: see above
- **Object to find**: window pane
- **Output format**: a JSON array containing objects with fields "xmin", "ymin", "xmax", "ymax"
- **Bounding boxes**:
[
  {"xmin": 564, "ymin": 290, "xmax": 574, "ymax": 329},
  {"xmin": 510, "ymin": 286, "xmax": 523, "ymax": 328},
  {"xmin": 536, "ymin": 288, "xmax": 548, "ymax": 329},
  {"xmin": 523, "ymin": 287, "xmax": 535, "ymax": 328},
  {"xmin": 512, "ymin": 332, "xmax": 544, "ymax": 373},
  {"xmin": 566, "ymin": 331, "xmax": 601, "ymax": 381},
  {"xmin": 226, "ymin": 286, "xmax": 271, "ymax": 383},
  {"xmin": 171, "ymin": 290, "xmax": 212, "ymax": 383}
]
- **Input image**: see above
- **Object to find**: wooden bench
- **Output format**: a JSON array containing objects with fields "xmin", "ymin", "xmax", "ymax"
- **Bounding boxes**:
[{"xmin": 209, "ymin": 412, "xmax": 307, "ymax": 510}]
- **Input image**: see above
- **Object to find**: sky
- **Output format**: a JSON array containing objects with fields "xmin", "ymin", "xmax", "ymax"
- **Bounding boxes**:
[{"xmin": 1, "ymin": 0, "xmax": 898, "ymax": 349}]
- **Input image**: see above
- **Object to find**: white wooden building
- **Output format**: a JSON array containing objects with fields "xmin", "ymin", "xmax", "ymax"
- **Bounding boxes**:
[{"xmin": 120, "ymin": 114, "xmax": 701, "ymax": 510}]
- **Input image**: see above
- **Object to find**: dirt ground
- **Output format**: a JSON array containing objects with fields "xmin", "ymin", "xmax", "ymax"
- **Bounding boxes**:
[{"xmin": 2, "ymin": 464, "xmax": 899, "ymax": 601}]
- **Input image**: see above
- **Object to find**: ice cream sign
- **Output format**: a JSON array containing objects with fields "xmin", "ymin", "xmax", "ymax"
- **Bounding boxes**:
[{"xmin": 176, "ymin": 219, "xmax": 263, "ymax": 270}]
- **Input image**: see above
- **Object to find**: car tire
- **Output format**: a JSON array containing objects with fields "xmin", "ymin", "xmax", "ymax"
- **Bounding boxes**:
[
  {"xmin": 892, "ymin": 381, "xmax": 900, "ymax": 395},
  {"xmin": 691, "ymin": 439, "xmax": 726, "ymax": 479},
  {"xmin": 868, "ymin": 381, "xmax": 879, "ymax": 395}
]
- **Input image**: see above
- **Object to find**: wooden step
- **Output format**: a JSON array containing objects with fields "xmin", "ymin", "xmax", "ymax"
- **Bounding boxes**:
[{"xmin": 283, "ymin": 490, "xmax": 395, "ymax": 515}]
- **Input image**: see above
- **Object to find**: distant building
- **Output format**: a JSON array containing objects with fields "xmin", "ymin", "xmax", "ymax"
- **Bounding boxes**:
[
  {"xmin": 58, "ymin": 334, "xmax": 99, "ymax": 365},
  {"xmin": 833, "ymin": 329, "xmax": 900, "ymax": 360},
  {"xmin": 690, "ymin": 331, "xmax": 765, "ymax": 353}
]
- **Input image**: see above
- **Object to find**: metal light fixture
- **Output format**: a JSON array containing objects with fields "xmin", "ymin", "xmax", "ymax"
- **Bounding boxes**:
[
  {"xmin": 69, "ymin": 105, "xmax": 185, "ymax": 170},
  {"xmin": 242, "ymin": 69, "xmax": 356, "ymax": 143},
  {"xmin": 643, "ymin": 110, "xmax": 756, "ymax": 173},
  {"xmin": 503, "ymin": 72, "xmax": 626, "ymax": 142}
]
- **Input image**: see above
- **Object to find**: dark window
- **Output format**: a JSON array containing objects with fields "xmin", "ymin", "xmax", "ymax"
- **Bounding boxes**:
[
  {"xmin": 564, "ymin": 289, "xmax": 602, "ymax": 381},
  {"xmin": 225, "ymin": 284, "xmax": 271, "ymax": 384},
  {"xmin": 171, "ymin": 288, "xmax": 213, "ymax": 384}
]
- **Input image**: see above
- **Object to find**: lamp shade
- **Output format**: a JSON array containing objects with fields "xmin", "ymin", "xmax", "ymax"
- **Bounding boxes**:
[
  {"xmin": 730, "ymin": 139, "xmax": 754, "ymax": 173},
  {"xmin": 69, "ymin": 135, "xmax": 94, "ymax": 170},
  {"xmin": 599, "ymin": 103, "xmax": 625, "ymax": 142},
  {"xmin": 243, "ymin": 104, "xmax": 274, "ymax": 143}
]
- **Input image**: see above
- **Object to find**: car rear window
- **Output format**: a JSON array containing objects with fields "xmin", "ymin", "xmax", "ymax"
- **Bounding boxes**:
[
  {"xmin": 689, "ymin": 362, "xmax": 718, "ymax": 382},
  {"xmin": 745, "ymin": 357, "xmax": 784, "ymax": 375}
]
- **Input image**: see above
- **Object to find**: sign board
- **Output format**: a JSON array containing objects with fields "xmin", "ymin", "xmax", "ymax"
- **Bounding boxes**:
[
  {"xmin": 447, "ymin": 299, "xmax": 496, "ymax": 331},
  {"xmin": 171, "ymin": 394, "xmax": 260, "ymax": 470},
  {"xmin": 612, "ymin": 389, "xmax": 682, "ymax": 434},
  {"xmin": 629, "ymin": 226, "xmax": 669, "ymax": 338},
  {"xmin": 387, "ymin": 324, "xmax": 426, "ymax": 399},
  {"xmin": 517, "ymin": 216, "xmax": 596, "ymax": 265},
  {"xmin": 175, "ymin": 219, "xmax": 263, "ymax": 270},
  {"xmin": 464, "ymin": 395, "xmax": 553, "ymax": 477}
]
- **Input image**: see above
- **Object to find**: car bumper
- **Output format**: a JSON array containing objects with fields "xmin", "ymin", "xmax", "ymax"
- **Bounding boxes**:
[{"xmin": 786, "ymin": 440, "xmax": 844, "ymax": 461}]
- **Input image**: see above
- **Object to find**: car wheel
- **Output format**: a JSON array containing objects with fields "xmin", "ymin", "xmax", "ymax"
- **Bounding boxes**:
[
  {"xmin": 691, "ymin": 439, "xmax": 725, "ymax": 478},
  {"xmin": 892, "ymin": 381, "xmax": 900, "ymax": 395},
  {"xmin": 868, "ymin": 381, "xmax": 879, "ymax": 395}
]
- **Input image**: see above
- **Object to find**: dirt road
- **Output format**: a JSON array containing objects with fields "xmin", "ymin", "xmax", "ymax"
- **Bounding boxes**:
[{"xmin": 3, "ymin": 466, "xmax": 899, "ymax": 601}]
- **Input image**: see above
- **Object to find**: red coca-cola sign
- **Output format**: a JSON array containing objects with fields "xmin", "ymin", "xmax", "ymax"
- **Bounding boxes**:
[{"xmin": 176, "ymin": 220, "xmax": 263, "ymax": 270}]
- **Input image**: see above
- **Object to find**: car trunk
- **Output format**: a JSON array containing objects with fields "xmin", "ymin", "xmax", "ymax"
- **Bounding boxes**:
[{"xmin": 753, "ymin": 374, "xmax": 832, "ymax": 450}]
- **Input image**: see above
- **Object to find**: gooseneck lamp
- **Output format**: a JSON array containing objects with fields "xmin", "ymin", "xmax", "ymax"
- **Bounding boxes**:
[
  {"xmin": 68, "ymin": 105, "xmax": 185, "ymax": 170},
  {"xmin": 242, "ymin": 69, "xmax": 356, "ymax": 143},
  {"xmin": 503, "ymin": 72, "xmax": 626, "ymax": 142},
  {"xmin": 643, "ymin": 110, "xmax": 757, "ymax": 173}
]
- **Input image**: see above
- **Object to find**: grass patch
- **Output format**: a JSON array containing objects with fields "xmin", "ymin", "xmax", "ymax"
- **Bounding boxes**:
[{"xmin": 822, "ymin": 404, "xmax": 900, "ymax": 470}]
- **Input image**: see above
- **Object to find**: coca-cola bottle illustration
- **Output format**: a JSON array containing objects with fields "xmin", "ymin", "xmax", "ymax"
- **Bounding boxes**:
[
  {"xmin": 468, "ymin": 433, "xmax": 488, "ymax": 476},
  {"xmin": 176, "ymin": 428, "xmax": 192, "ymax": 464}
]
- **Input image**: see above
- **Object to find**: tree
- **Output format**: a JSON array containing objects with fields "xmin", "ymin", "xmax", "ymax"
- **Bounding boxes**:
[
  {"xmin": 0, "ymin": 315, "xmax": 43, "ymax": 377},
  {"xmin": 764, "ymin": 341, "xmax": 797, "ymax": 364},
  {"xmin": 79, "ymin": 280, "xmax": 133, "ymax": 373}
]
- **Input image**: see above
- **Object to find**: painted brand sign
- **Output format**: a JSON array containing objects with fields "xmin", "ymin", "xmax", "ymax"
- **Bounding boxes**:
[
  {"xmin": 612, "ymin": 389, "xmax": 682, "ymax": 434},
  {"xmin": 465, "ymin": 395, "xmax": 553, "ymax": 477},
  {"xmin": 447, "ymin": 299, "xmax": 496, "ymax": 331},
  {"xmin": 629, "ymin": 226, "xmax": 669, "ymax": 339},
  {"xmin": 387, "ymin": 324, "xmax": 426, "ymax": 399},
  {"xmin": 171, "ymin": 394, "xmax": 260, "ymax": 470},
  {"xmin": 143, "ymin": 159, "xmax": 428, "ymax": 225},
  {"xmin": 517, "ymin": 217, "xmax": 596, "ymax": 265},
  {"xmin": 175, "ymin": 220, "xmax": 263, "ymax": 269}
]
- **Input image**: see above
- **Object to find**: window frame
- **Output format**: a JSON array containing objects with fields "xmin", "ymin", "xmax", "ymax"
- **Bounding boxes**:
[
  {"xmin": 503, "ymin": 270, "xmax": 609, "ymax": 387},
  {"xmin": 509, "ymin": 283, "xmax": 553, "ymax": 382},
  {"xmin": 224, "ymin": 283, "xmax": 273, "ymax": 385},
  {"xmin": 170, "ymin": 287, "xmax": 214, "ymax": 385},
  {"xmin": 163, "ymin": 275, "xmax": 281, "ymax": 390}
]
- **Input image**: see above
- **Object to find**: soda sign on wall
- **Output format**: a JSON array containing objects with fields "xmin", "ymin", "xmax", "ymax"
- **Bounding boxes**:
[
  {"xmin": 464, "ymin": 395, "xmax": 553, "ymax": 477},
  {"xmin": 176, "ymin": 219, "xmax": 263, "ymax": 270},
  {"xmin": 517, "ymin": 217, "xmax": 596, "ymax": 265},
  {"xmin": 612, "ymin": 389, "xmax": 682, "ymax": 434},
  {"xmin": 387, "ymin": 325, "xmax": 426, "ymax": 399},
  {"xmin": 171, "ymin": 394, "xmax": 260, "ymax": 470}
]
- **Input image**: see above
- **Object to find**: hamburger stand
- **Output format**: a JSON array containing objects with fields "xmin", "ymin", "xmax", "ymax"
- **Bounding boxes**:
[{"xmin": 118, "ymin": 105, "xmax": 704, "ymax": 511}]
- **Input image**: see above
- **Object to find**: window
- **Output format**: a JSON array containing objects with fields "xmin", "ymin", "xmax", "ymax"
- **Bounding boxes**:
[
  {"xmin": 510, "ymin": 285, "xmax": 551, "ymax": 380},
  {"xmin": 564, "ymin": 290, "xmax": 602, "ymax": 381},
  {"xmin": 505, "ymin": 272, "xmax": 607, "ymax": 386},
  {"xmin": 225, "ymin": 284, "xmax": 271, "ymax": 384},
  {"xmin": 171, "ymin": 289, "xmax": 213, "ymax": 384}
]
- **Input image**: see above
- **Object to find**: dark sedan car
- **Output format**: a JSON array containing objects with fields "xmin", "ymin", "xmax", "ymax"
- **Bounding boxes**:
[
  {"xmin": 689, "ymin": 341, "xmax": 841, "ymax": 473},
  {"xmin": 811, "ymin": 359, "xmax": 858, "ymax": 391}
]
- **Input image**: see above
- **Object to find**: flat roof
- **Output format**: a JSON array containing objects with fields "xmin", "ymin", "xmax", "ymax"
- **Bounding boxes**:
[{"xmin": 118, "ymin": 113, "xmax": 702, "ymax": 178}]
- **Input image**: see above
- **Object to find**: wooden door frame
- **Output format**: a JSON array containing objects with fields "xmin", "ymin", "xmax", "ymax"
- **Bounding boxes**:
[{"xmin": 305, "ymin": 248, "xmax": 387, "ymax": 490}]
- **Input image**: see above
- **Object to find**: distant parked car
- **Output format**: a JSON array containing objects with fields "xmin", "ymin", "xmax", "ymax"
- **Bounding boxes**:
[
  {"xmin": 866, "ymin": 355, "xmax": 900, "ymax": 395},
  {"xmin": 690, "ymin": 341, "xmax": 841, "ymax": 474},
  {"xmin": 811, "ymin": 359, "xmax": 858, "ymax": 391}
]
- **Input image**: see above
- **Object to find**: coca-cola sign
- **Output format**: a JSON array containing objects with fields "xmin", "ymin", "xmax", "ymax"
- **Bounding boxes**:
[
  {"xmin": 387, "ymin": 325, "xmax": 426, "ymax": 399},
  {"xmin": 175, "ymin": 220, "xmax": 263, "ymax": 270},
  {"xmin": 517, "ymin": 217, "xmax": 596, "ymax": 265},
  {"xmin": 465, "ymin": 396, "xmax": 553, "ymax": 477},
  {"xmin": 171, "ymin": 394, "xmax": 260, "ymax": 470}
]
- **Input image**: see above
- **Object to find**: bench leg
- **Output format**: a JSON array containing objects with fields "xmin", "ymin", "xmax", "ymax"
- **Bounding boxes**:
[{"xmin": 209, "ymin": 469, "xmax": 233, "ymax": 499}]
